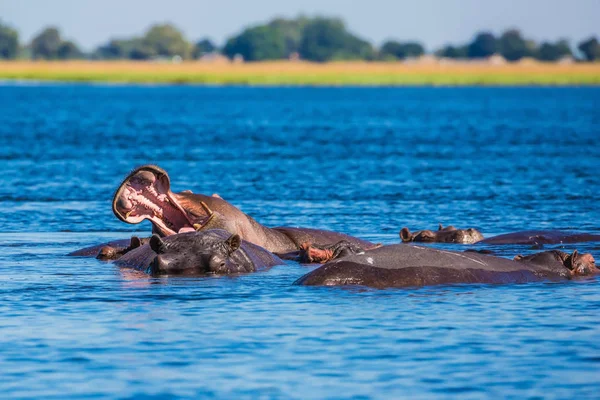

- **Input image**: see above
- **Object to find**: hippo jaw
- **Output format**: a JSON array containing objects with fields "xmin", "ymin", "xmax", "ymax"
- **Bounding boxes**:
[{"xmin": 112, "ymin": 165, "xmax": 212, "ymax": 236}]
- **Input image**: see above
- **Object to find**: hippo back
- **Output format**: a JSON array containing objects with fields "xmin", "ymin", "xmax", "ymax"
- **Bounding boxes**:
[
  {"xmin": 295, "ymin": 244, "xmax": 571, "ymax": 289},
  {"xmin": 479, "ymin": 230, "xmax": 600, "ymax": 245},
  {"xmin": 68, "ymin": 238, "xmax": 134, "ymax": 257},
  {"xmin": 273, "ymin": 227, "xmax": 374, "ymax": 250},
  {"xmin": 114, "ymin": 244, "xmax": 157, "ymax": 272}
]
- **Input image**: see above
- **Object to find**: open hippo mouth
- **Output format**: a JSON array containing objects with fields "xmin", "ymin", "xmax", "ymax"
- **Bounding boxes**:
[{"xmin": 112, "ymin": 165, "xmax": 213, "ymax": 236}]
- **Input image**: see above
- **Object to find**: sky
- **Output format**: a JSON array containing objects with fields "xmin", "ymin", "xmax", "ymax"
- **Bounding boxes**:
[{"xmin": 1, "ymin": 0, "xmax": 599, "ymax": 51}]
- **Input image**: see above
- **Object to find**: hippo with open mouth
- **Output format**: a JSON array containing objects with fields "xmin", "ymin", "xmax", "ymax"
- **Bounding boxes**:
[
  {"xmin": 295, "ymin": 244, "xmax": 598, "ymax": 289},
  {"xmin": 114, "ymin": 229, "xmax": 284, "ymax": 276},
  {"xmin": 110, "ymin": 165, "xmax": 374, "ymax": 255}
]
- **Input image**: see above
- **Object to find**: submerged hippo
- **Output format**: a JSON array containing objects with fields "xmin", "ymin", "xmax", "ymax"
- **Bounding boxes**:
[
  {"xmin": 479, "ymin": 230, "xmax": 600, "ymax": 245},
  {"xmin": 295, "ymin": 244, "xmax": 598, "ymax": 289},
  {"xmin": 110, "ymin": 165, "xmax": 374, "ymax": 254},
  {"xmin": 399, "ymin": 225, "xmax": 600, "ymax": 246},
  {"xmin": 115, "ymin": 229, "xmax": 284, "ymax": 275},
  {"xmin": 68, "ymin": 237, "xmax": 149, "ymax": 260},
  {"xmin": 400, "ymin": 224, "xmax": 484, "ymax": 244}
]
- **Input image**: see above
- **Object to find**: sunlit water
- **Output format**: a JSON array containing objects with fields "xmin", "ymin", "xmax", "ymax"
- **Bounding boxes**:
[{"xmin": 1, "ymin": 85, "xmax": 599, "ymax": 399}]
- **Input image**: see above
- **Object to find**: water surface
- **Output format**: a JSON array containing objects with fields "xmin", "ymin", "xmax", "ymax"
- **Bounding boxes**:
[{"xmin": 1, "ymin": 85, "xmax": 599, "ymax": 399}]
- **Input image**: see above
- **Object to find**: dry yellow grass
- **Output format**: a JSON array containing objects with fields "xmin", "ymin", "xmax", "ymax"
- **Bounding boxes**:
[{"xmin": 0, "ymin": 60, "xmax": 599, "ymax": 85}]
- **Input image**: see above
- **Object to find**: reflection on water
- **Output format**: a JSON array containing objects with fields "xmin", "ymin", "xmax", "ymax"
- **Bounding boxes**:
[{"xmin": 0, "ymin": 85, "xmax": 599, "ymax": 398}]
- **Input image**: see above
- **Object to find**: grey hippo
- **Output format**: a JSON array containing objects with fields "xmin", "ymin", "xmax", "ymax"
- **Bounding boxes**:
[
  {"xmin": 295, "ymin": 244, "xmax": 598, "ymax": 289},
  {"xmin": 399, "ymin": 225, "xmax": 600, "ymax": 246},
  {"xmin": 114, "ymin": 229, "xmax": 283, "ymax": 276}
]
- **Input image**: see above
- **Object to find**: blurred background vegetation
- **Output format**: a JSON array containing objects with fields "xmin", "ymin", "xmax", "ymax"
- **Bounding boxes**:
[{"xmin": 0, "ymin": 15, "xmax": 599, "ymax": 63}]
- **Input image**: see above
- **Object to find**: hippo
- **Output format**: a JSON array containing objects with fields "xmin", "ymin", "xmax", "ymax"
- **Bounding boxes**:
[
  {"xmin": 114, "ymin": 229, "xmax": 284, "ymax": 275},
  {"xmin": 295, "ymin": 244, "xmax": 598, "ymax": 289},
  {"xmin": 479, "ymin": 230, "xmax": 600, "ymax": 245},
  {"xmin": 400, "ymin": 224, "xmax": 484, "ymax": 244},
  {"xmin": 110, "ymin": 165, "xmax": 374, "ymax": 255},
  {"xmin": 398, "ymin": 225, "xmax": 600, "ymax": 246},
  {"xmin": 68, "ymin": 237, "xmax": 149, "ymax": 260}
]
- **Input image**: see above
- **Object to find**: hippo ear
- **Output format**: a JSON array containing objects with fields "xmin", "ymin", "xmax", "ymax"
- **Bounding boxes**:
[
  {"xmin": 130, "ymin": 236, "xmax": 142, "ymax": 249},
  {"xmin": 400, "ymin": 228, "xmax": 412, "ymax": 242},
  {"xmin": 438, "ymin": 224, "xmax": 443, "ymax": 231},
  {"xmin": 225, "ymin": 234, "xmax": 241, "ymax": 255},
  {"xmin": 150, "ymin": 235, "xmax": 166, "ymax": 254},
  {"xmin": 568, "ymin": 250, "xmax": 579, "ymax": 268}
]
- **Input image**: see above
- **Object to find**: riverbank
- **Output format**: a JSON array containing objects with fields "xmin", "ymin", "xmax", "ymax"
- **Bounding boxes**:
[{"xmin": 1, "ymin": 60, "xmax": 599, "ymax": 86}]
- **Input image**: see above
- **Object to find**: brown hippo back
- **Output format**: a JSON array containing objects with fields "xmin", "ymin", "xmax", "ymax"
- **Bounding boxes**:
[{"xmin": 295, "ymin": 244, "xmax": 575, "ymax": 289}]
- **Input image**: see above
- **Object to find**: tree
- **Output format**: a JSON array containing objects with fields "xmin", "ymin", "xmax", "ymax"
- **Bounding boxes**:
[
  {"xmin": 192, "ymin": 38, "xmax": 216, "ymax": 59},
  {"xmin": 0, "ymin": 20, "xmax": 19, "ymax": 59},
  {"xmin": 31, "ymin": 27, "xmax": 62, "ymax": 59},
  {"xmin": 223, "ymin": 25, "xmax": 286, "ymax": 61},
  {"xmin": 57, "ymin": 40, "xmax": 83, "ymax": 59},
  {"xmin": 380, "ymin": 40, "xmax": 424, "ymax": 60},
  {"xmin": 222, "ymin": 16, "xmax": 311, "ymax": 61},
  {"xmin": 498, "ymin": 29, "xmax": 532, "ymax": 61},
  {"xmin": 436, "ymin": 45, "xmax": 468, "ymax": 59},
  {"xmin": 578, "ymin": 37, "xmax": 600, "ymax": 61},
  {"xmin": 467, "ymin": 32, "xmax": 497, "ymax": 59},
  {"xmin": 299, "ymin": 17, "xmax": 374, "ymax": 62},
  {"xmin": 94, "ymin": 39, "xmax": 135, "ymax": 59},
  {"xmin": 129, "ymin": 41, "xmax": 157, "ymax": 60},
  {"xmin": 268, "ymin": 16, "xmax": 309, "ymax": 56},
  {"xmin": 538, "ymin": 39, "xmax": 572, "ymax": 61},
  {"xmin": 93, "ymin": 24, "xmax": 190, "ymax": 60},
  {"xmin": 143, "ymin": 24, "xmax": 191, "ymax": 59}
]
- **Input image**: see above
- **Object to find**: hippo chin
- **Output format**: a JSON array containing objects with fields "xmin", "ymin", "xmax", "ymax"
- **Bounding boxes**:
[
  {"xmin": 111, "ymin": 165, "xmax": 373, "ymax": 254},
  {"xmin": 115, "ymin": 229, "xmax": 284, "ymax": 276},
  {"xmin": 400, "ymin": 224, "xmax": 484, "ymax": 244},
  {"xmin": 295, "ymin": 244, "xmax": 598, "ymax": 289}
]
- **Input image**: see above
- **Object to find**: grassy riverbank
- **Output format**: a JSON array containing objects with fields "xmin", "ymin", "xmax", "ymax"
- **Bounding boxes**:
[{"xmin": 1, "ymin": 60, "xmax": 599, "ymax": 86}]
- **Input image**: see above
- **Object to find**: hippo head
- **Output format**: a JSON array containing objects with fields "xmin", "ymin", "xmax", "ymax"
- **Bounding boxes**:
[
  {"xmin": 148, "ymin": 231, "xmax": 249, "ymax": 275},
  {"xmin": 567, "ymin": 250, "xmax": 598, "ymax": 276},
  {"xmin": 96, "ymin": 236, "xmax": 146, "ymax": 261},
  {"xmin": 112, "ymin": 165, "xmax": 215, "ymax": 237},
  {"xmin": 515, "ymin": 249, "xmax": 598, "ymax": 277},
  {"xmin": 400, "ymin": 224, "xmax": 484, "ymax": 244}
]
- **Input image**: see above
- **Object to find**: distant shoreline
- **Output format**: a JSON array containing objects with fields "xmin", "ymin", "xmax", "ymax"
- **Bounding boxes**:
[{"xmin": 1, "ymin": 61, "xmax": 599, "ymax": 86}]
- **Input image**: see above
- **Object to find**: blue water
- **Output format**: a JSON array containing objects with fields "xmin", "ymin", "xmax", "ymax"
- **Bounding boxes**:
[{"xmin": 1, "ymin": 85, "xmax": 599, "ymax": 399}]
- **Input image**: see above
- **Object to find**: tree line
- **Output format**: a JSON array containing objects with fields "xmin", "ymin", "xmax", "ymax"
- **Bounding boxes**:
[{"xmin": 1, "ymin": 16, "xmax": 599, "ymax": 62}]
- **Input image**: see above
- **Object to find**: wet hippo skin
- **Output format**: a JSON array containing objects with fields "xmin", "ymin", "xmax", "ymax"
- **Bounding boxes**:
[
  {"xmin": 110, "ymin": 165, "xmax": 373, "ymax": 254},
  {"xmin": 295, "ymin": 244, "xmax": 598, "ymax": 289},
  {"xmin": 114, "ymin": 229, "xmax": 284, "ymax": 276},
  {"xmin": 479, "ymin": 230, "xmax": 600, "ymax": 245},
  {"xmin": 400, "ymin": 224, "xmax": 484, "ymax": 244}
]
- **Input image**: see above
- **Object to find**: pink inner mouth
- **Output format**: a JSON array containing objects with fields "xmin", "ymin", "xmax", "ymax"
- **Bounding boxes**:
[{"xmin": 114, "ymin": 169, "xmax": 200, "ymax": 236}]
